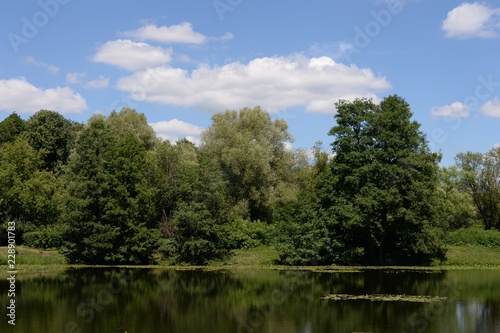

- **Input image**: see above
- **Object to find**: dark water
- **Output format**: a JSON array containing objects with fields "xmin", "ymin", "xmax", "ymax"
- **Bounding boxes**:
[{"xmin": 1, "ymin": 268, "xmax": 500, "ymax": 333}]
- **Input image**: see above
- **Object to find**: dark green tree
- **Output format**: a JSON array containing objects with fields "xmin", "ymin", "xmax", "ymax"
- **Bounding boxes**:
[
  {"xmin": 25, "ymin": 110, "xmax": 75, "ymax": 171},
  {"xmin": 169, "ymin": 145, "xmax": 232, "ymax": 264},
  {"xmin": 0, "ymin": 112, "xmax": 26, "ymax": 146},
  {"xmin": 320, "ymin": 95, "xmax": 445, "ymax": 265},
  {"xmin": 63, "ymin": 116, "xmax": 159, "ymax": 264}
]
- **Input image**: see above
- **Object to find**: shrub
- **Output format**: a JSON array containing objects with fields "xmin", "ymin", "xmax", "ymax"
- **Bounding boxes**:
[
  {"xmin": 225, "ymin": 219, "xmax": 273, "ymax": 250},
  {"xmin": 23, "ymin": 224, "xmax": 67, "ymax": 249},
  {"xmin": 448, "ymin": 228, "xmax": 500, "ymax": 248}
]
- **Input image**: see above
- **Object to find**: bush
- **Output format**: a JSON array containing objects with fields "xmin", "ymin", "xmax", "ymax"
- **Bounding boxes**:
[
  {"xmin": 448, "ymin": 228, "xmax": 500, "ymax": 248},
  {"xmin": 23, "ymin": 224, "xmax": 67, "ymax": 249},
  {"xmin": 225, "ymin": 219, "xmax": 273, "ymax": 250}
]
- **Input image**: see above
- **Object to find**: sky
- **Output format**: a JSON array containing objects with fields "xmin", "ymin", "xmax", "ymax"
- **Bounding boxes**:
[{"xmin": 1, "ymin": 0, "xmax": 500, "ymax": 166}]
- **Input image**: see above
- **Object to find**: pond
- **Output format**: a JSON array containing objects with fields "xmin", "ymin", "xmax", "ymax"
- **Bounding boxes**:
[{"xmin": 1, "ymin": 268, "xmax": 499, "ymax": 332}]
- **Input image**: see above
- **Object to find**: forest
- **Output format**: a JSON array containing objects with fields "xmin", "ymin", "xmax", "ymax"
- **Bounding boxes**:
[{"xmin": 0, "ymin": 95, "xmax": 498, "ymax": 266}]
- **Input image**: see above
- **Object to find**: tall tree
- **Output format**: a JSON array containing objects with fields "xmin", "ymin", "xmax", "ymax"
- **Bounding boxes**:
[
  {"xmin": 320, "ymin": 95, "xmax": 445, "ymax": 265},
  {"xmin": 107, "ymin": 107, "xmax": 158, "ymax": 150},
  {"xmin": 201, "ymin": 106, "xmax": 295, "ymax": 221},
  {"xmin": 25, "ymin": 110, "xmax": 75, "ymax": 171},
  {"xmin": 456, "ymin": 147, "xmax": 500, "ymax": 230},
  {"xmin": 63, "ymin": 116, "xmax": 159, "ymax": 264},
  {"xmin": 0, "ymin": 112, "xmax": 26, "ymax": 146},
  {"xmin": 0, "ymin": 135, "xmax": 61, "ymax": 239}
]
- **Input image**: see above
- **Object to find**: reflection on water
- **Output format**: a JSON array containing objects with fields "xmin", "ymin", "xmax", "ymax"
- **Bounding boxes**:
[{"xmin": 1, "ymin": 268, "xmax": 500, "ymax": 332}]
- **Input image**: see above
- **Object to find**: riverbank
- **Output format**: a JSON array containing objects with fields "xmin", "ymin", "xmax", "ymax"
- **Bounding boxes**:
[{"xmin": 1, "ymin": 244, "xmax": 500, "ymax": 278}]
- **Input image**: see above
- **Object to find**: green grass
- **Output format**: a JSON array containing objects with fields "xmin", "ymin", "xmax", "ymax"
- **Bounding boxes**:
[
  {"xmin": 2, "ymin": 243, "xmax": 500, "ymax": 272},
  {"xmin": 444, "ymin": 244, "xmax": 500, "ymax": 267},
  {"xmin": 218, "ymin": 245, "xmax": 280, "ymax": 266},
  {"xmin": 0, "ymin": 246, "xmax": 67, "ymax": 265}
]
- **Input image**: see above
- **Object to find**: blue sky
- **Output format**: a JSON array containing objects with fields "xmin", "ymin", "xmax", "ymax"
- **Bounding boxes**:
[{"xmin": 1, "ymin": 0, "xmax": 500, "ymax": 165}]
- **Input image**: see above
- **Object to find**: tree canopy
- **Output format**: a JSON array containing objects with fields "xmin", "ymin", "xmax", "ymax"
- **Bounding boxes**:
[{"xmin": 1, "ymin": 99, "xmax": 495, "ymax": 265}]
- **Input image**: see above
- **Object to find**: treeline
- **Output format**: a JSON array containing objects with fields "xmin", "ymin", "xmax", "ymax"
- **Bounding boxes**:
[{"xmin": 0, "ymin": 95, "xmax": 497, "ymax": 265}]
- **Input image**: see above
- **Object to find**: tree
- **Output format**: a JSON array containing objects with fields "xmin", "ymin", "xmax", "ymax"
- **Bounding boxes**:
[
  {"xmin": 0, "ymin": 112, "xmax": 25, "ymax": 146},
  {"xmin": 107, "ymin": 107, "xmax": 158, "ymax": 150},
  {"xmin": 320, "ymin": 95, "xmax": 445, "ymax": 265},
  {"xmin": 63, "ymin": 116, "xmax": 159, "ymax": 264},
  {"xmin": 25, "ymin": 110, "xmax": 76, "ymax": 171},
  {"xmin": 0, "ymin": 135, "xmax": 62, "ymax": 241},
  {"xmin": 201, "ymin": 106, "xmax": 295, "ymax": 221},
  {"xmin": 435, "ymin": 167, "xmax": 480, "ymax": 230},
  {"xmin": 456, "ymin": 147, "xmax": 500, "ymax": 230}
]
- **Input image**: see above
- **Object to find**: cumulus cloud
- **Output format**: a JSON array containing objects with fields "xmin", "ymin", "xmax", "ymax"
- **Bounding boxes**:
[
  {"xmin": 431, "ymin": 101, "xmax": 469, "ymax": 118},
  {"xmin": 442, "ymin": 2, "xmax": 500, "ymax": 38},
  {"xmin": 122, "ymin": 23, "xmax": 207, "ymax": 44},
  {"xmin": 479, "ymin": 97, "xmax": 500, "ymax": 117},
  {"xmin": 117, "ymin": 55, "xmax": 390, "ymax": 114},
  {"xmin": 93, "ymin": 39, "xmax": 172, "ymax": 71},
  {"xmin": 149, "ymin": 119, "xmax": 204, "ymax": 144},
  {"xmin": 0, "ymin": 78, "xmax": 87, "ymax": 114}
]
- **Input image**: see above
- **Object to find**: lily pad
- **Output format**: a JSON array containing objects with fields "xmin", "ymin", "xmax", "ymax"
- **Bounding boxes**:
[{"xmin": 321, "ymin": 294, "xmax": 447, "ymax": 302}]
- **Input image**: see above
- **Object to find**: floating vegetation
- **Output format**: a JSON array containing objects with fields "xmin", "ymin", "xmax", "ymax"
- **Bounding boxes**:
[{"xmin": 321, "ymin": 294, "xmax": 447, "ymax": 303}]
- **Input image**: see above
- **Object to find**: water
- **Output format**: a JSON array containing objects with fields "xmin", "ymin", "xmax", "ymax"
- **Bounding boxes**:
[{"xmin": 1, "ymin": 268, "xmax": 499, "ymax": 332}]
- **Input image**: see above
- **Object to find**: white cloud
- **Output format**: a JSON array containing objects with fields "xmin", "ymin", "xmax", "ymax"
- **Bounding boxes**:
[
  {"xmin": 431, "ymin": 101, "xmax": 469, "ymax": 118},
  {"xmin": 66, "ymin": 72, "xmax": 109, "ymax": 89},
  {"xmin": 149, "ymin": 119, "xmax": 204, "ymax": 144},
  {"xmin": 66, "ymin": 72, "xmax": 86, "ymax": 84},
  {"xmin": 0, "ymin": 78, "xmax": 87, "ymax": 114},
  {"xmin": 83, "ymin": 76, "xmax": 109, "ymax": 89},
  {"xmin": 93, "ymin": 39, "xmax": 172, "ymax": 71},
  {"xmin": 25, "ymin": 56, "xmax": 60, "ymax": 74},
  {"xmin": 479, "ymin": 97, "xmax": 500, "ymax": 117},
  {"xmin": 117, "ymin": 55, "xmax": 390, "ymax": 114},
  {"xmin": 442, "ymin": 2, "xmax": 500, "ymax": 38},
  {"xmin": 122, "ymin": 23, "xmax": 207, "ymax": 44}
]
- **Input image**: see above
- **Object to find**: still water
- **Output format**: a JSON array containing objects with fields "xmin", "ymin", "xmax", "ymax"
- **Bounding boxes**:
[{"xmin": 1, "ymin": 268, "xmax": 499, "ymax": 332}]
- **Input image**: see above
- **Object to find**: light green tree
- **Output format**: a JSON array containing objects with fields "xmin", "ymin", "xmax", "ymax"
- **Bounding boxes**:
[
  {"xmin": 201, "ymin": 106, "xmax": 295, "ymax": 221},
  {"xmin": 456, "ymin": 147, "xmax": 500, "ymax": 230}
]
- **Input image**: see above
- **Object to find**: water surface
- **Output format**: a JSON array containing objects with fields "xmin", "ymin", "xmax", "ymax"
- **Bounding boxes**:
[{"xmin": 1, "ymin": 268, "xmax": 499, "ymax": 332}]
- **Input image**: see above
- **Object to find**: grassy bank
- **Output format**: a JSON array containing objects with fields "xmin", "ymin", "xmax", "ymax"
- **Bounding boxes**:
[{"xmin": 1, "ymin": 239, "xmax": 500, "ymax": 274}]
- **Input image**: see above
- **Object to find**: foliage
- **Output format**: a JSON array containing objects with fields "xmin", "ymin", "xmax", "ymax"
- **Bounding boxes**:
[
  {"xmin": 456, "ymin": 147, "xmax": 500, "ymax": 230},
  {"xmin": 63, "ymin": 116, "xmax": 159, "ymax": 264},
  {"xmin": 448, "ymin": 227, "xmax": 500, "ymax": 248},
  {"xmin": 4, "ymin": 99, "xmax": 497, "ymax": 267},
  {"xmin": 319, "ymin": 95, "xmax": 445, "ymax": 265},
  {"xmin": 0, "ymin": 112, "xmax": 25, "ymax": 146},
  {"xmin": 435, "ymin": 167, "xmax": 480, "ymax": 230},
  {"xmin": 168, "ymin": 152, "xmax": 232, "ymax": 265},
  {"xmin": 107, "ymin": 107, "xmax": 158, "ymax": 150},
  {"xmin": 25, "ymin": 110, "xmax": 76, "ymax": 171},
  {"xmin": 0, "ymin": 135, "xmax": 63, "ymax": 241},
  {"xmin": 23, "ymin": 223, "xmax": 67, "ymax": 249},
  {"xmin": 224, "ymin": 218, "xmax": 273, "ymax": 249},
  {"xmin": 201, "ymin": 106, "xmax": 295, "ymax": 221}
]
